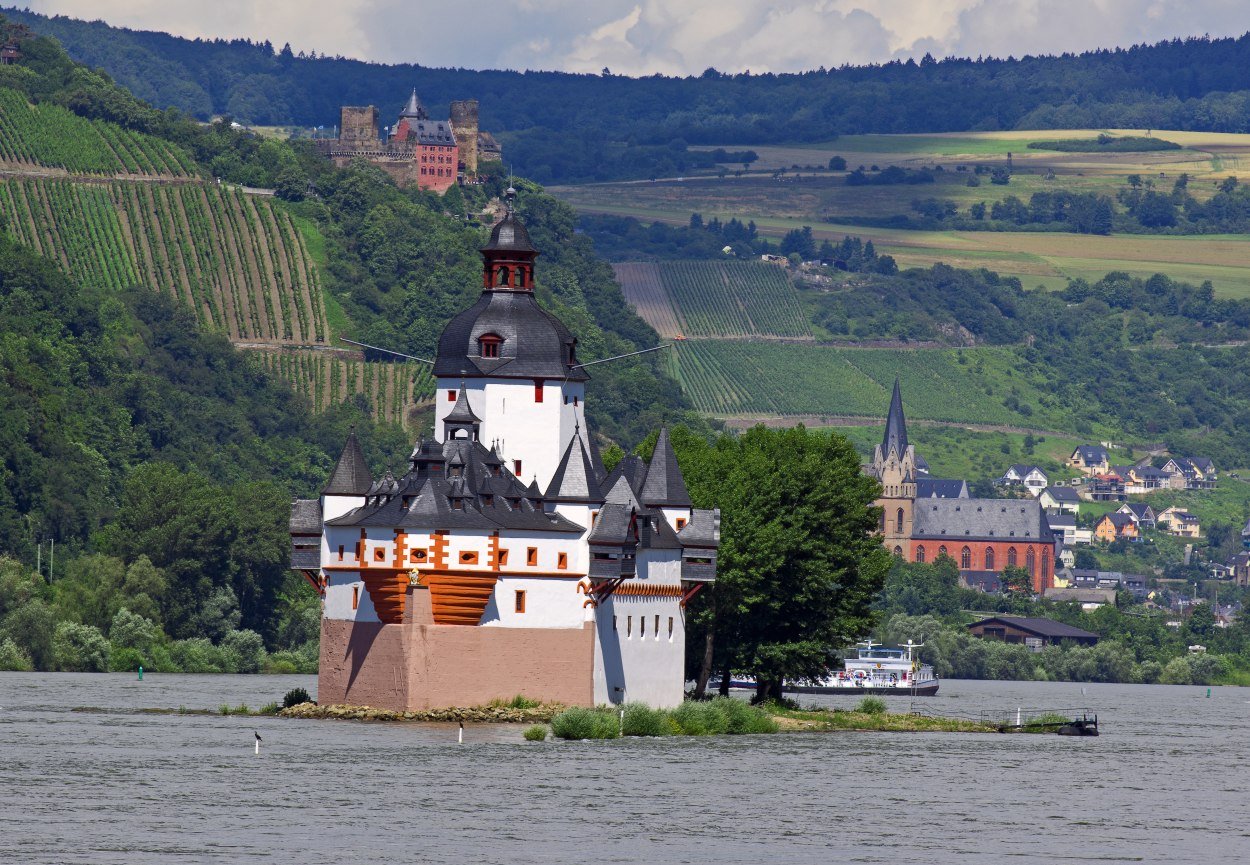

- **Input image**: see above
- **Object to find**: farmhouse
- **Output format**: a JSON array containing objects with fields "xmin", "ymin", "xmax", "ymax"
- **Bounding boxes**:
[
  {"xmin": 968, "ymin": 616, "xmax": 1099, "ymax": 649},
  {"xmin": 288, "ymin": 193, "xmax": 718, "ymax": 711}
]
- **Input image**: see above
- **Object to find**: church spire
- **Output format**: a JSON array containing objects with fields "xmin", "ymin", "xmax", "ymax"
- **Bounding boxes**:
[{"xmin": 882, "ymin": 378, "xmax": 908, "ymax": 460}]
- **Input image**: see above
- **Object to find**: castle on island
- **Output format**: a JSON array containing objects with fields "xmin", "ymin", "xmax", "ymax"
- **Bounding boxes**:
[
  {"xmin": 289, "ymin": 193, "xmax": 718, "ymax": 710},
  {"xmin": 869, "ymin": 381, "xmax": 1056, "ymax": 594},
  {"xmin": 317, "ymin": 88, "xmax": 502, "ymax": 192}
]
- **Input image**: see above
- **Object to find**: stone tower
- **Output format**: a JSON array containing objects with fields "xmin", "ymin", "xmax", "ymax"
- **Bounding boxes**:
[
  {"xmin": 871, "ymin": 379, "xmax": 918, "ymax": 551},
  {"xmin": 450, "ymin": 99, "xmax": 480, "ymax": 176},
  {"xmin": 339, "ymin": 106, "xmax": 380, "ymax": 144}
]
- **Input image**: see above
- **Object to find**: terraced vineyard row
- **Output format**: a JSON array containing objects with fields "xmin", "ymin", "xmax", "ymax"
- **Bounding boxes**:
[
  {"xmin": 0, "ymin": 178, "xmax": 329, "ymax": 343},
  {"xmin": 251, "ymin": 350, "xmax": 434, "ymax": 428},
  {"xmin": 0, "ymin": 87, "xmax": 197, "ymax": 176},
  {"xmin": 666, "ymin": 340, "xmax": 1057, "ymax": 427},
  {"xmin": 656, "ymin": 260, "xmax": 811, "ymax": 338},
  {"xmin": 612, "ymin": 262, "xmax": 683, "ymax": 338}
]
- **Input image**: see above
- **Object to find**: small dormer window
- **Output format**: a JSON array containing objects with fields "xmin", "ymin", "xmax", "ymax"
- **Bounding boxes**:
[{"xmin": 479, "ymin": 333, "xmax": 502, "ymax": 358}]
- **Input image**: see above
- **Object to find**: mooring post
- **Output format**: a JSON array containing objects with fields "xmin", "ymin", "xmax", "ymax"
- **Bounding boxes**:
[
  {"xmin": 458, "ymin": 721, "xmax": 463, "ymax": 744},
  {"xmin": 1016, "ymin": 707, "xmax": 1021, "ymax": 727}
]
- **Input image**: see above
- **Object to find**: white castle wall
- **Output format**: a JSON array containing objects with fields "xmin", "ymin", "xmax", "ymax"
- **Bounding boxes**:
[{"xmin": 593, "ymin": 594, "xmax": 686, "ymax": 708}]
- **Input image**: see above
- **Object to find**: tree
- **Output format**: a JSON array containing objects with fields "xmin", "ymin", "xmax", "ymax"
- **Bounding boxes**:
[
  {"xmin": 828, "ymin": 155, "xmax": 846, "ymax": 171},
  {"xmin": 1002, "ymin": 565, "xmax": 1031, "ymax": 593},
  {"xmin": 677, "ymin": 425, "xmax": 891, "ymax": 700},
  {"xmin": 1074, "ymin": 548, "xmax": 1099, "ymax": 570}
]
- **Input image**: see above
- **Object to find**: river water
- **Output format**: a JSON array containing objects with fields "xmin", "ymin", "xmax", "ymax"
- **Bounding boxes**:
[{"xmin": 0, "ymin": 672, "xmax": 1246, "ymax": 864}]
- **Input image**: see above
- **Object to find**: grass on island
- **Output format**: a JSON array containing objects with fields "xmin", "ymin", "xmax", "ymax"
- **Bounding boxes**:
[{"xmin": 547, "ymin": 698, "xmax": 779, "ymax": 740}]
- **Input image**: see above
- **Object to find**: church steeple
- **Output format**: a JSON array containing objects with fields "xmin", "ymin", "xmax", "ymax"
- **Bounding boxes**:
[
  {"xmin": 881, "ymin": 378, "xmax": 908, "ymax": 460},
  {"xmin": 481, "ymin": 188, "xmax": 538, "ymax": 291}
]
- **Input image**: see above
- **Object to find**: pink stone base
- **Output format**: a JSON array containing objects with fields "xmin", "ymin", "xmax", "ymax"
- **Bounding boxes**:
[{"xmin": 318, "ymin": 618, "xmax": 596, "ymax": 711}]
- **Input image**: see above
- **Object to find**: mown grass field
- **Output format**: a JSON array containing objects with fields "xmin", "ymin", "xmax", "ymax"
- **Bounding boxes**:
[
  {"xmin": 553, "ymin": 129, "xmax": 1250, "ymax": 296},
  {"xmin": 662, "ymin": 340, "xmax": 1098, "ymax": 433}
]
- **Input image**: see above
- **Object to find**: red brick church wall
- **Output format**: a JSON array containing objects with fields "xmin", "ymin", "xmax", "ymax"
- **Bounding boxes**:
[{"xmin": 907, "ymin": 539, "xmax": 1054, "ymax": 593}]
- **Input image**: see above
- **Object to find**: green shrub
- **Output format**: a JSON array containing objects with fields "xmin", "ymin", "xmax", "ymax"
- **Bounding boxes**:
[
  {"xmin": 490, "ymin": 694, "xmax": 542, "ymax": 709},
  {"xmin": 671, "ymin": 699, "xmax": 730, "ymax": 735},
  {"xmin": 52, "ymin": 622, "xmax": 110, "ymax": 672},
  {"xmin": 282, "ymin": 686, "xmax": 312, "ymax": 708},
  {"xmin": 621, "ymin": 703, "xmax": 671, "ymax": 737},
  {"xmin": 710, "ymin": 697, "xmax": 778, "ymax": 733},
  {"xmin": 856, "ymin": 697, "xmax": 887, "ymax": 715},
  {"xmin": 108, "ymin": 646, "xmax": 146, "ymax": 673},
  {"xmin": 549, "ymin": 706, "xmax": 619, "ymax": 739},
  {"xmin": 258, "ymin": 702, "xmax": 281, "ymax": 715},
  {"xmin": 0, "ymin": 637, "xmax": 33, "ymax": 671},
  {"xmin": 523, "ymin": 725, "xmax": 548, "ymax": 741},
  {"xmin": 265, "ymin": 658, "xmax": 298, "ymax": 674}
]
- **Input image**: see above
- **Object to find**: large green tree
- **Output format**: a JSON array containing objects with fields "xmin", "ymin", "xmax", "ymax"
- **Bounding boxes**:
[{"xmin": 673, "ymin": 425, "xmax": 891, "ymax": 700}]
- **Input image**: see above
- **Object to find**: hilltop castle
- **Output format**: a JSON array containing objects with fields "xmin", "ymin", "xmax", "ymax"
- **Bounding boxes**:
[
  {"xmin": 870, "ymin": 381, "xmax": 1056, "ymax": 594},
  {"xmin": 319, "ymin": 89, "xmax": 502, "ymax": 192},
  {"xmin": 289, "ymin": 192, "xmax": 718, "ymax": 710}
]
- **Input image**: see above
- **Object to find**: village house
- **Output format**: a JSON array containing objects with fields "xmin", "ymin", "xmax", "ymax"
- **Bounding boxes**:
[
  {"xmin": 1228, "ymin": 551, "xmax": 1250, "ymax": 587},
  {"xmin": 1116, "ymin": 502, "xmax": 1156, "ymax": 529},
  {"xmin": 1038, "ymin": 486, "xmax": 1081, "ymax": 514},
  {"xmin": 1067, "ymin": 569, "xmax": 1147, "ymax": 597},
  {"xmin": 1094, "ymin": 512, "xmax": 1140, "ymax": 543},
  {"xmin": 1069, "ymin": 445, "xmax": 1110, "ymax": 476},
  {"xmin": 288, "ymin": 193, "xmax": 718, "ymax": 711},
  {"xmin": 1045, "ymin": 512, "xmax": 1078, "ymax": 546},
  {"xmin": 1000, "ymin": 464, "xmax": 1049, "ymax": 495},
  {"xmin": 1123, "ymin": 464, "xmax": 1167, "ymax": 493},
  {"xmin": 1157, "ymin": 506, "xmax": 1201, "ymax": 538},
  {"xmin": 1242, "ymin": 516, "xmax": 1250, "ymax": 548},
  {"xmin": 1084, "ymin": 472, "xmax": 1126, "ymax": 502},
  {"xmin": 1160, "ymin": 457, "xmax": 1217, "ymax": 490},
  {"xmin": 1043, "ymin": 586, "xmax": 1117, "ymax": 610},
  {"xmin": 967, "ymin": 616, "xmax": 1099, "ymax": 650}
]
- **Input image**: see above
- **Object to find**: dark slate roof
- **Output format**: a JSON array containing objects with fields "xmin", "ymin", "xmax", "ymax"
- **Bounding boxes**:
[
  {"xmin": 1042, "ymin": 486, "xmax": 1080, "ymax": 503},
  {"xmin": 881, "ymin": 378, "xmax": 908, "ymax": 459},
  {"xmin": 914, "ymin": 453, "xmax": 930, "ymax": 475},
  {"xmin": 1045, "ymin": 513, "xmax": 1076, "ymax": 530},
  {"xmin": 482, "ymin": 207, "xmax": 537, "ymax": 254},
  {"xmin": 322, "ymin": 431, "xmax": 373, "ymax": 496},
  {"xmin": 970, "ymin": 616, "xmax": 1098, "ymax": 641},
  {"xmin": 604, "ymin": 473, "xmax": 641, "ymax": 509},
  {"xmin": 1102, "ymin": 513, "xmax": 1136, "ymax": 528},
  {"xmin": 545, "ymin": 431, "xmax": 605, "ymax": 503},
  {"xmin": 911, "ymin": 497, "xmax": 1052, "ymax": 543},
  {"xmin": 1191, "ymin": 457, "xmax": 1215, "ymax": 472},
  {"xmin": 1074, "ymin": 445, "xmax": 1108, "ymax": 462},
  {"xmin": 603, "ymin": 455, "xmax": 648, "ymax": 499},
  {"xmin": 399, "ymin": 88, "xmax": 428, "ymax": 119},
  {"xmin": 290, "ymin": 499, "xmax": 322, "ymax": 534},
  {"xmin": 1120, "ymin": 503, "xmax": 1153, "ymax": 519},
  {"xmin": 401, "ymin": 118, "xmax": 456, "ymax": 146},
  {"xmin": 915, "ymin": 478, "xmax": 968, "ymax": 499},
  {"xmin": 1007, "ymin": 464, "xmax": 1043, "ymax": 478},
  {"xmin": 1131, "ymin": 465, "xmax": 1166, "ymax": 478},
  {"xmin": 679, "ymin": 508, "xmax": 720, "ymax": 548},
  {"xmin": 326, "ymin": 436, "xmax": 581, "ymax": 534},
  {"xmin": 587, "ymin": 502, "xmax": 633, "ymax": 545},
  {"xmin": 443, "ymin": 385, "xmax": 481, "ymax": 424},
  {"xmin": 290, "ymin": 546, "xmax": 321, "ymax": 570},
  {"xmin": 433, "ymin": 289, "xmax": 588, "ymax": 381},
  {"xmin": 640, "ymin": 428, "xmax": 692, "ymax": 508},
  {"xmin": 962, "ymin": 571, "xmax": 1003, "ymax": 593}
]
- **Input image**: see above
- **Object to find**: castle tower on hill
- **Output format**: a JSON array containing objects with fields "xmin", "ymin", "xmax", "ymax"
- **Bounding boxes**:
[
  {"xmin": 289, "ymin": 192, "xmax": 719, "ymax": 710},
  {"xmin": 868, "ymin": 382, "xmax": 1056, "ymax": 595}
]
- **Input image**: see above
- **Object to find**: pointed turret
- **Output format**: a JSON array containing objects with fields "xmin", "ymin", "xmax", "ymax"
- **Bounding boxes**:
[
  {"xmin": 442, "ymin": 384, "xmax": 481, "ymax": 441},
  {"xmin": 546, "ymin": 430, "xmax": 605, "ymax": 503},
  {"xmin": 399, "ymin": 88, "xmax": 427, "ymax": 120},
  {"xmin": 322, "ymin": 430, "xmax": 372, "ymax": 496},
  {"xmin": 640, "ymin": 428, "xmax": 692, "ymax": 508},
  {"xmin": 881, "ymin": 378, "xmax": 908, "ymax": 461}
]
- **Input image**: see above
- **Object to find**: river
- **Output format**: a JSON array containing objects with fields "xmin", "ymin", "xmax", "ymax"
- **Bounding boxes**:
[{"xmin": 0, "ymin": 672, "xmax": 1245, "ymax": 864}]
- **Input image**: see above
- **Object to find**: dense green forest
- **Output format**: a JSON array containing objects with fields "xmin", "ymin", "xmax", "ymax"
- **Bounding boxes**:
[{"xmin": 9, "ymin": 6, "xmax": 1250, "ymax": 182}]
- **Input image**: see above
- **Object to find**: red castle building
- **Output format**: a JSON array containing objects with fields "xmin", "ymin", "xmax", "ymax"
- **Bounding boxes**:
[{"xmin": 390, "ymin": 89, "xmax": 459, "ymax": 193}]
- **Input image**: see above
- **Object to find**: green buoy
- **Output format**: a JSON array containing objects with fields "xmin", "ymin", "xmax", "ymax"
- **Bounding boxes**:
[{"xmin": 138, "ymin": 666, "xmax": 143, "ymax": 681}]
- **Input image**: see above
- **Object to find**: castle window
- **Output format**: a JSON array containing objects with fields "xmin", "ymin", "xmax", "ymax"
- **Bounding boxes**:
[
  {"xmin": 514, "ymin": 268, "xmax": 525, "ymax": 288},
  {"xmin": 1042, "ymin": 548, "xmax": 1051, "ymax": 579},
  {"xmin": 938, "ymin": 545, "xmax": 947, "ymax": 557},
  {"xmin": 460, "ymin": 551, "xmax": 479, "ymax": 565},
  {"xmin": 526, "ymin": 547, "xmax": 538, "ymax": 567},
  {"xmin": 893, "ymin": 545, "xmax": 903, "ymax": 557},
  {"xmin": 374, "ymin": 548, "xmax": 386, "ymax": 562},
  {"xmin": 668, "ymin": 617, "xmax": 674, "ymax": 639},
  {"xmin": 338, "ymin": 545, "xmax": 344, "ymax": 561},
  {"xmin": 498, "ymin": 549, "xmax": 509, "ymax": 566},
  {"xmin": 478, "ymin": 333, "xmax": 502, "ymax": 358},
  {"xmin": 496, "ymin": 265, "xmax": 510, "ymax": 287},
  {"xmin": 613, "ymin": 616, "xmax": 618, "ymax": 632},
  {"xmin": 627, "ymin": 616, "xmax": 632, "ymax": 638},
  {"xmin": 448, "ymin": 390, "xmax": 457, "ymax": 402},
  {"xmin": 352, "ymin": 586, "xmax": 359, "ymax": 610},
  {"xmin": 534, "ymin": 379, "xmax": 545, "ymax": 403},
  {"xmin": 557, "ymin": 552, "xmax": 568, "ymax": 570},
  {"xmin": 641, "ymin": 616, "xmax": 646, "ymax": 637},
  {"xmin": 591, "ymin": 511, "xmax": 599, "ymax": 526},
  {"xmin": 1007, "ymin": 547, "xmax": 1017, "ymax": 567},
  {"xmin": 514, "ymin": 459, "xmax": 523, "ymax": 476},
  {"xmin": 915, "ymin": 545, "xmax": 925, "ymax": 563},
  {"xmin": 676, "ymin": 518, "xmax": 687, "ymax": 530},
  {"xmin": 514, "ymin": 590, "xmax": 526, "ymax": 614},
  {"xmin": 655, "ymin": 615, "xmax": 660, "ymax": 639},
  {"xmin": 895, "ymin": 508, "xmax": 904, "ymax": 534},
  {"xmin": 960, "ymin": 546, "xmax": 971, "ymax": 569},
  {"xmin": 1026, "ymin": 547, "xmax": 1036, "ymax": 577},
  {"xmin": 985, "ymin": 547, "xmax": 995, "ymax": 570},
  {"xmin": 411, "ymin": 549, "xmax": 427, "ymax": 562}
]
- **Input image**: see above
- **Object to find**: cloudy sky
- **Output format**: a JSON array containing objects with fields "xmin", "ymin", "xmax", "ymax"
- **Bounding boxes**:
[{"xmin": 24, "ymin": 0, "xmax": 1250, "ymax": 76}]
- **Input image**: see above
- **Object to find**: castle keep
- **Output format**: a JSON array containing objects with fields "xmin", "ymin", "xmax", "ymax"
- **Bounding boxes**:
[
  {"xmin": 290, "ymin": 193, "xmax": 718, "ymax": 710},
  {"xmin": 318, "ymin": 89, "xmax": 501, "ymax": 192}
]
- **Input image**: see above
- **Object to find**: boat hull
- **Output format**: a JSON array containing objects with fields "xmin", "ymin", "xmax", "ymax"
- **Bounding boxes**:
[{"xmin": 786, "ymin": 682, "xmax": 939, "ymax": 697}]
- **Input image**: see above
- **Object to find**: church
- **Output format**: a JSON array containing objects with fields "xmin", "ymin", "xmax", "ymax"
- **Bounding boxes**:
[
  {"xmin": 289, "ymin": 192, "xmax": 718, "ymax": 710},
  {"xmin": 869, "ymin": 381, "xmax": 1056, "ymax": 594}
]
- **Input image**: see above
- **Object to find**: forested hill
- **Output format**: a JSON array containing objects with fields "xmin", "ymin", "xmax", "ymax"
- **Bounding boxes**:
[{"xmin": 8, "ymin": 6, "xmax": 1250, "ymax": 143}]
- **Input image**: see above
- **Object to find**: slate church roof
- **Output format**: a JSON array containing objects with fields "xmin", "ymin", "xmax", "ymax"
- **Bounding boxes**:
[{"xmin": 912, "ymin": 498, "xmax": 1053, "ymax": 544}]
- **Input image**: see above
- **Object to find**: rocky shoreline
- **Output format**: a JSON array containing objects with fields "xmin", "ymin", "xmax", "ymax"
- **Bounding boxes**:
[{"xmin": 278, "ymin": 702, "xmax": 563, "ymax": 723}]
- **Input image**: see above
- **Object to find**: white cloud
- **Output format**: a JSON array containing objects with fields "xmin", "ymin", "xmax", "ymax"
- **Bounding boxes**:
[{"xmin": 22, "ymin": 0, "xmax": 1250, "ymax": 74}]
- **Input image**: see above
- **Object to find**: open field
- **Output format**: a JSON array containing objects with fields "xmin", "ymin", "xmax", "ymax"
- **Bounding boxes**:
[
  {"xmin": 563, "ymin": 188, "xmax": 1250, "ymax": 295},
  {"xmin": 663, "ymin": 340, "xmax": 1099, "ymax": 433}
]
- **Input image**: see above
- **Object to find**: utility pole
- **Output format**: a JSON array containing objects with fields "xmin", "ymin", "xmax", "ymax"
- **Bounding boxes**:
[
  {"xmin": 35, "ymin": 541, "xmax": 40, "ymax": 579},
  {"xmin": 49, "ymin": 538, "xmax": 54, "ymax": 582}
]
